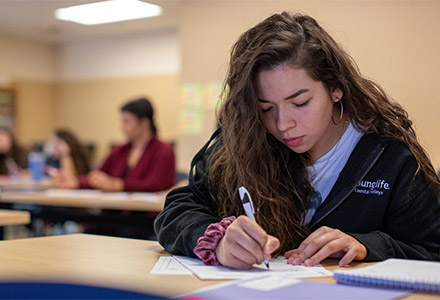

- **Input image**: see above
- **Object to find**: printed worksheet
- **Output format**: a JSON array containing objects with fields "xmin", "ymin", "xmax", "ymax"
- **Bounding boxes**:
[
  {"xmin": 151, "ymin": 255, "xmax": 332, "ymax": 280},
  {"xmin": 150, "ymin": 256, "xmax": 193, "ymax": 275}
]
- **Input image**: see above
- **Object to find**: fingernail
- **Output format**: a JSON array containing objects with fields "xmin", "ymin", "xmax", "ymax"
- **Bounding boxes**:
[
  {"xmin": 293, "ymin": 258, "xmax": 301, "ymax": 265},
  {"xmin": 304, "ymin": 259, "xmax": 314, "ymax": 266}
]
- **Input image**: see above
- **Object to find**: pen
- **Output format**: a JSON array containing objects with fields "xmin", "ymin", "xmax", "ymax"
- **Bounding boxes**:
[{"xmin": 238, "ymin": 186, "xmax": 270, "ymax": 269}]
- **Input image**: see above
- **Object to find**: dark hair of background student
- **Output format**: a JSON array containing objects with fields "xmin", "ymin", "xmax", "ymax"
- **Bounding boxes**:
[
  {"xmin": 0, "ymin": 127, "xmax": 28, "ymax": 174},
  {"xmin": 55, "ymin": 129, "xmax": 90, "ymax": 176},
  {"xmin": 121, "ymin": 97, "xmax": 157, "ymax": 134},
  {"xmin": 207, "ymin": 12, "xmax": 440, "ymax": 255}
]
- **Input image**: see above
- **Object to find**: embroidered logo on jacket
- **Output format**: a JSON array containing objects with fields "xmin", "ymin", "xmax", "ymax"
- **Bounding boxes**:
[{"xmin": 354, "ymin": 179, "xmax": 390, "ymax": 196}]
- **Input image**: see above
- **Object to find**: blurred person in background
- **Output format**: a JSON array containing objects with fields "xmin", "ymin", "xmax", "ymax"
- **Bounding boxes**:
[
  {"xmin": 58, "ymin": 97, "xmax": 176, "ymax": 192},
  {"xmin": 47, "ymin": 129, "xmax": 91, "ymax": 178},
  {"xmin": 33, "ymin": 129, "xmax": 91, "ymax": 236},
  {"xmin": 56, "ymin": 97, "xmax": 176, "ymax": 239},
  {"xmin": 0, "ymin": 127, "xmax": 28, "ymax": 176}
]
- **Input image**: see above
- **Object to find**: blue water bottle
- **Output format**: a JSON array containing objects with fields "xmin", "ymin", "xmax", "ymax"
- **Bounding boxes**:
[{"xmin": 28, "ymin": 151, "xmax": 45, "ymax": 181}]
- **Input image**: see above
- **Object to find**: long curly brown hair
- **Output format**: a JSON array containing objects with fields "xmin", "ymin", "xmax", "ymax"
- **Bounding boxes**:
[{"xmin": 207, "ymin": 12, "xmax": 440, "ymax": 256}]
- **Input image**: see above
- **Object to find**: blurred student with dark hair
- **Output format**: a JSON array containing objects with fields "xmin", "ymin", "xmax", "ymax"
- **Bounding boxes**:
[
  {"xmin": 58, "ymin": 97, "xmax": 175, "ymax": 192},
  {"xmin": 0, "ymin": 127, "xmax": 28, "ymax": 176},
  {"xmin": 48, "ymin": 129, "xmax": 91, "ymax": 178}
]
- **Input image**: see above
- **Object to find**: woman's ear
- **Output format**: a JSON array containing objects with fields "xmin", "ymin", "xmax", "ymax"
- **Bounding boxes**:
[
  {"xmin": 331, "ymin": 88, "xmax": 343, "ymax": 103},
  {"xmin": 142, "ymin": 118, "xmax": 151, "ymax": 132}
]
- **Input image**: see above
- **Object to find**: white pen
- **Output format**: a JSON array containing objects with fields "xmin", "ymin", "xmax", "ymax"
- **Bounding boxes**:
[{"xmin": 238, "ymin": 186, "xmax": 270, "ymax": 269}]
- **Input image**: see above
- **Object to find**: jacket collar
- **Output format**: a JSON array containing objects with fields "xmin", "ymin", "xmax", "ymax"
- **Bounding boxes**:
[{"xmin": 309, "ymin": 133, "xmax": 388, "ymax": 229}]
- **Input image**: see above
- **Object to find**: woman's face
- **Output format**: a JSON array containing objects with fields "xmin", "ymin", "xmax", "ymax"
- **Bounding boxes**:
[
  {"xmin": 120, "ymin": 111, "xmax": 148, "ymax": 141},
  {"xmin": 0, "ymin": 131, "xmax": 12, "ymax": 154},
  {"xmin": 52, "ymin": 137, "xmax": 70, "ymax": 158},
  {"xmin": 256, "ymin": 65, "xmax": 343, "ymax": 162}
]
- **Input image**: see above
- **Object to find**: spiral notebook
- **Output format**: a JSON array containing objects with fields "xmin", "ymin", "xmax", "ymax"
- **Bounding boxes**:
[{"xmin": 333, "ymin": 258, "xmax": 440, "ymax": 294}]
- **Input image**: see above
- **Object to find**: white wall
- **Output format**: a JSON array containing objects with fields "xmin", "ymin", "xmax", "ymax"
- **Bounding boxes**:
[
  {"xmin": 58, "ymin": 30, "xmax": 180, "ymax": 81},
  {"xmin": 0, "ymin": 32, "xmax": 57, "ymax": 83},
  {"xmin": 0, "ymin": 29, "xmax": 180, "ymax": 83}
]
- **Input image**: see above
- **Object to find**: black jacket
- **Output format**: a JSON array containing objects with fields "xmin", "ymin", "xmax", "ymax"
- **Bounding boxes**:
[{"xmin": 154, "ymin": 131, "xmax": 440, "ymax": 261}]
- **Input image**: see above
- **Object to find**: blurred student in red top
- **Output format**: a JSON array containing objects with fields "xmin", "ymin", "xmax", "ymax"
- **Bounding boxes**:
[{"xmin": 57, "ymin": 97, "xmax": 175, "ymax": 192}]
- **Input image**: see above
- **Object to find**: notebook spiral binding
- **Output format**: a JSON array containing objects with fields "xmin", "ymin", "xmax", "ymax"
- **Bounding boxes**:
[{"xmin": 334, "ymin": 270, "xmax": 440, "ymax": 294}]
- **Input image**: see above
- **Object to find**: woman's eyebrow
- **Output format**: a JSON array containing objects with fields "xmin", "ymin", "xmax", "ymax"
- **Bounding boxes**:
[
  {"xmin": 284, "ymin": 89, "xmax": 309, "ymax": 100},
  {"xmin": 258, "ymin": 89, "xmax": 309, "ymax": 102}
]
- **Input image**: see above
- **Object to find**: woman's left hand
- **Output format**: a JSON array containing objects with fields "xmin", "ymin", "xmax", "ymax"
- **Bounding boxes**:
[
  {"xmin": 284, "ymin": 226, "xmax": 367, "ymax": 267},
  {"xmin": 88, "ymin": 170, "xmax": 124, "ymax": 192}
]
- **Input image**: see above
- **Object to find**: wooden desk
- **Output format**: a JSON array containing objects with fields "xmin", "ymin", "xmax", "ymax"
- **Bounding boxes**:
[
  {"xmin": 0, "ymin": 234, "xmax": 436, "ymax": 299},
  {"xmin": 0, "ymin": 176, "xmax": 54, "ymax": 190},
  {"xmin": 0, "ymin": 209, "xmax": 30, "ymax": 226},
  {"xmin": 0, "ymin": 190, "xmax": 165, "ymax": 212}
]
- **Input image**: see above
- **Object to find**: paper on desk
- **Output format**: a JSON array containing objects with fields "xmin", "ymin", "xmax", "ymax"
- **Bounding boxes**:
[
  {"xmin": 100, "ymin": 192, "xmax": 130, "ymax": 201},
  {"xmin": 45, "ymin": 189, "xmax": 129, "ymax": 201},
  {"xmin": 45, "ymin": 189, "xmax": 102, "ymax": 198},
  {"xmin": 44, "ymin": 190, "xmax": 162, "ymax": 202},
  {"xmin": 173, "ymin": 255, "xmax": 332, "ymax": 280},
  {"xmin": 98, "ymin": 192, "xmax": 161, "ymax": 202},
  {"xmin": 150, "ymin": 257, "xmax": 193, "ymax": 275},
  {"xmin": 131, "ymin": 192, "xmax": 163, "ymax": 202}
]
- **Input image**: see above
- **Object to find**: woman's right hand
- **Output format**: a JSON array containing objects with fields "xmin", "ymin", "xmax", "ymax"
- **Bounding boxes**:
[
  {"xmin": 55, "ymin": 170, "xmax": 79, "ymax": 189},
  {"xmin": 215, "ymin": 215, "xmax": 280, "ymax": 269}
]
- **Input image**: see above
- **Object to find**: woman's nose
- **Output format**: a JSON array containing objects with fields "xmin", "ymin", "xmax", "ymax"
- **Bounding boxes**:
[{"xmin": 276, "ymin": 108, "xmax": 296, "ymax": 132}]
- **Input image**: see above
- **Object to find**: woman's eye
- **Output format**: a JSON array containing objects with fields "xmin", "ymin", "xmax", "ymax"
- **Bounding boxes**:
[
  {"xmin": 261, "ymin": 107, "xmax": 273, "ymax": 112},
  {"xmin": 294, "ymin": 100, "xmax": 309, "ymax": 107}
]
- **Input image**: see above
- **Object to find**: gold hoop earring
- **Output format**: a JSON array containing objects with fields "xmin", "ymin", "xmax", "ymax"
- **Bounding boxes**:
[{"xmin": 331, "ymin": 100, "xmax": 344, "ymax": 125}]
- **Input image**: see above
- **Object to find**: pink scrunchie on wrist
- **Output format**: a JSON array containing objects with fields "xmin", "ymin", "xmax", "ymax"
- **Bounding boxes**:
[{"xmin": 193, "ymin": 216, "xmax": 236, "ymax": 265}]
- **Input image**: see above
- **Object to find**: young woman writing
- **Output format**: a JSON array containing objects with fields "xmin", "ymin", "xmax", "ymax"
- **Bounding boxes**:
[{"xmin": 154, "ymin": 12, "xmax": 440, "ymax": 269}]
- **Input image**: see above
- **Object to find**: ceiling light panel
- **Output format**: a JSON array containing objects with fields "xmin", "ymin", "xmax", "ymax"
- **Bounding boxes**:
[{"xmin": 55, "ymin": 0, "xmax": 162, "ymax": 26}]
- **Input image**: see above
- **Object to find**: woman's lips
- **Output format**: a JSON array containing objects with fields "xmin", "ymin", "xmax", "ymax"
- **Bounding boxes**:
[{"xmin": 282, "ymin": 136, "xmax": 304, "ymax": 147}]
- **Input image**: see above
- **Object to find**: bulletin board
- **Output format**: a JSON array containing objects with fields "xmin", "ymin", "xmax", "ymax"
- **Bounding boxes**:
[
  {"xmin": 178, "ymin": 82, "xmax": 223, "ymax": 134},
  {"xmin": 0, "ymin": 88, "xmax": 16, "ymax": 129}
]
